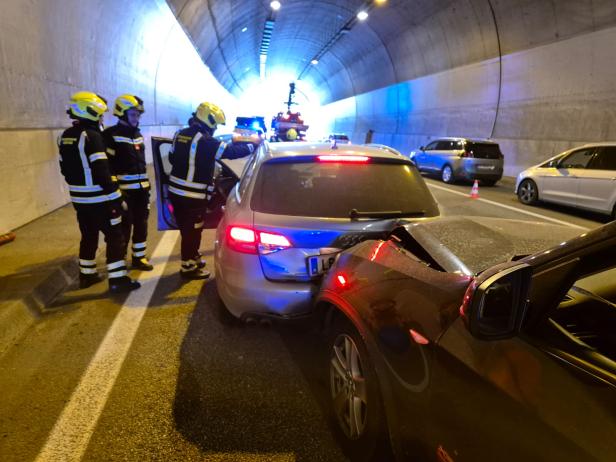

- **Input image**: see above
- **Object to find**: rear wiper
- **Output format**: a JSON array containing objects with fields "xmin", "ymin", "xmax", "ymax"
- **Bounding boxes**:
[{"xmin": 349, "ymin": 209, "xmax": 426, "ymax": 221}]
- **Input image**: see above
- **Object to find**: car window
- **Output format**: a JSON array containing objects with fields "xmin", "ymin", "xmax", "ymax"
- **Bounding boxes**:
[
  {"xmin": 251, "ymin": 161, "xmax": 437, "ymax": 218},
  {"xmin": 589, "ymin": 147, "xmax": 616, "ymax": 171},
  {"xmin": 436, "ymin": 141, "xmax": 458, "ymax": 150},
  {"xmin": 237, "ymin": 150, "xmax": 259, "ymax": 200},
  {"xmin": 549, "ymin": 265, "xmax": 616, "ymax": 363},
  {"xmin": 559, "ymin": 148, "xmax": 595, "ymax": 169},
  {"xmin": 424, "ymin": 141, "xmax": 438, "ymax": 150}
]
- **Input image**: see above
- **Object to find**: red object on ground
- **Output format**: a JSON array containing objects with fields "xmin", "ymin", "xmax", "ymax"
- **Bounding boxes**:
[
  {"xmin": 470, "ymin": 180, "xmax": 480, "ymax": 199},
  {"xmin": 0, "ymin": 232, "xmax": 16, "ymax": 246}
]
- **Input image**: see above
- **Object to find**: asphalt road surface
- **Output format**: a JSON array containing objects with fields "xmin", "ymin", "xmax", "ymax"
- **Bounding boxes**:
[{"xmin": 0, "ymin": 178, "xmax": 607, "ymax": 462}]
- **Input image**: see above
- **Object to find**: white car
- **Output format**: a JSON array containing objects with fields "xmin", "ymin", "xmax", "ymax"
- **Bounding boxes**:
[{"xmin": 515, "ymin": 143, "xmax": 616, "ymax": 219}]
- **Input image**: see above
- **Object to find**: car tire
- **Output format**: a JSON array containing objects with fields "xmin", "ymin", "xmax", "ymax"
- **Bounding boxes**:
[
  {"xmin": 327, "ymin": 316, "xmax": 386, "ymax": 461},
  {"xmin": 482, "ymin": 179, "xmax": 498, "ymax": 187},
  {"xmin": 517, "ymin": 179, "xmax": 539, "ymax": 205},
  {"xmin": 441, "ymin": 165, "xmax": 455, "ymax": 184}
]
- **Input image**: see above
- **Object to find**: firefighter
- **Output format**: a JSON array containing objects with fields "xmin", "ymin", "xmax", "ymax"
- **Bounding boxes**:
[
  {"xmin": 103, "ymin": 95, "xmax": 153, "ymax": 271},
  {"xmin": 58, "ymin": 91, "xmax": 140, "ymax": 293},
  {"xmin": 169, "ymin": 102, "xmax": 254, "ymax": 279}
]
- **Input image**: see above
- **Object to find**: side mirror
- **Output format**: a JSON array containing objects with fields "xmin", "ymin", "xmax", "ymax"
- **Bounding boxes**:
[
  {"xmin": 463, "ymin": 264, "xmax": 532, "ymax": 340},
  {"xmin": 419, "ymin": 146, "xmax": 425, "ymax": 151}
]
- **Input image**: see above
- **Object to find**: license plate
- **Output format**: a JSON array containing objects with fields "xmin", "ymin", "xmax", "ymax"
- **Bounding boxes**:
[
  {"xmin": 307, "ymin": 251, "xmax": 340, "ymax": 277},
  {"xmin": 477, "ymin": 165, "xmax": 495, "ymax": 170}
]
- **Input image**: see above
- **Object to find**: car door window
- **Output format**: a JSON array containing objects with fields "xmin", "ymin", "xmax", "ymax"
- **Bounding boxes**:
[
  {"xmin": 436, "ymin": 141, "xmax": 455, "ymax": 150},
  {"xmin": 237, "ymin": 150, "xmax": 259, "ymax": 200},
  {"xmin": 558, "ymin": 148, "xmax": 595, "ymax": 169},
  {"xmin": 424, "ymin": 141, "xmax": 438, "ymax": 151},
  {"xmin": 588, "ymin": 147, "xmax": 616, "ymax": 171}
]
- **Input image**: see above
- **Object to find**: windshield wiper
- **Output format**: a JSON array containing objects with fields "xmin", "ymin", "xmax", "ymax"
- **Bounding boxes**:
[{"xmin": 349, "ymin": 209, "xmax": 426, "ymax": 221}]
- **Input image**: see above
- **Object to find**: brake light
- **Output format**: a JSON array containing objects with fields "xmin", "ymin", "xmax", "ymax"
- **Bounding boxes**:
[
  {"xmin": 227, "ymin": 226, "xmax": 257, "ymax": 254},
  {"xmin": 317, "ymin": 155, "xmax": 369, "ymax": 163},
  {"xmin": 226, "ymin": 226, "xmax": 292, "ymax": 254}
]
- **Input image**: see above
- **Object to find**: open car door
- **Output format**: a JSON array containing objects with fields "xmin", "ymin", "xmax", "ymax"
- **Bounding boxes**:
[{"xmin": 151, "ymin": 136, "xmax": 250, "ymax": 231}]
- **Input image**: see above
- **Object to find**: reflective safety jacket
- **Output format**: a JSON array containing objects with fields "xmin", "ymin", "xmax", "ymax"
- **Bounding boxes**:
[
  {"xmin": 102, "ymin": 123, "xmax": 149, "ymax": 192},
  {"xmin": 58, "ymin": 121, "xmax": 121, "ymax": 205},
  {"xmin": 168, "ymin": 125, "xmax": 253, "ymax": 201}
]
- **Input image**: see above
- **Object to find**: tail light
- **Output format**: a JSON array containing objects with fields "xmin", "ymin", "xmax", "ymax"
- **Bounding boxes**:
[{"xmin": 226, "ymin": 226, "xmax": 292, "ymax": 254}]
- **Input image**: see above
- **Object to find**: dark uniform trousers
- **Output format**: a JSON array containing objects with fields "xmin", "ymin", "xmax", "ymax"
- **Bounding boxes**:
[
  {"xmin": 121, "ymin": 189, "xmax": 150, "ymax": 258},
  {"xmin": 75, "ymin": 202, "xmax": 126, "ymax": 275},
  {"xmin": 170, "ymin": 195, "xmax": 206, "ymax": 263}
]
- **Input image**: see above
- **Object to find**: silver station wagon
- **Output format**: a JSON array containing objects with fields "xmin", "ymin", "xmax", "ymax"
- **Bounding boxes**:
[
  {"xmin": 409, "ymin": 137, "xmax": 504, "ymax": 185},
  {"xmin": 516, "ymin": 143, "xmax": 616, "ymax": 219},
  {"xmin": 214, "ymin": 142, "xmax": 440, "ymax": 321}
]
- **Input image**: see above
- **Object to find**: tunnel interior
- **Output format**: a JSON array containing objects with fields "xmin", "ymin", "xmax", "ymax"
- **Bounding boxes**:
[{"xmin": 2, "ymin": 0, "xmax": 616, "ymax": 232}]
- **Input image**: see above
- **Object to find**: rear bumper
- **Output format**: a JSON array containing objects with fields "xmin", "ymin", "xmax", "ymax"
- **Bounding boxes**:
[{"xmin": 215, "ymin": 244, "xmax": 316, "ymax": 319}]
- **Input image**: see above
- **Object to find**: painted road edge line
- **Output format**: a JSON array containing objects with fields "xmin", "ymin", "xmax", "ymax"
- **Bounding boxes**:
[
  {"xmin": 34, "ymin": 231, "xmax": 179, "ymax": 462},
  {"xmin": 428, "ymin": 183, "xmax": 589, "ymax": 230}
]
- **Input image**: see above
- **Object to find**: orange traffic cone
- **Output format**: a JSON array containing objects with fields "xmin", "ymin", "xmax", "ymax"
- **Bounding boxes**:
[{"xmin": 470, "ymin": 180, "xmax": 479, "ymax": 199}]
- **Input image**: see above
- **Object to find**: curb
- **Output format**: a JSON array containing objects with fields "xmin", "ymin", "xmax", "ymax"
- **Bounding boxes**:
[{"xmin": 0, "ymin": 258, "xmax": 79, "ymax": 356}]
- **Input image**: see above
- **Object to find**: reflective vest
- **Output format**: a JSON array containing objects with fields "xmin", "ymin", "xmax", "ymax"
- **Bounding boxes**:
[
  {"xmin": 103, "ymin": 124, "xmax": 150, "ymax": 191},
  {"xmin": 58, "ymin": 122, "xmax": 121, "ymax": 204},
  {"xmin": 168, "ymin": 126, "xmax": 227, "ymax": 201}
]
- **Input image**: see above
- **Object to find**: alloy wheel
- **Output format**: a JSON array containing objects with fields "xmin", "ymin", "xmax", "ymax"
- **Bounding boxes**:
[
  {"xmin": 518, "ymin": 179, "xmax": 538, "ymax": 205},
  {"xmin": 330, "ymin": 334, "xmax": 368, "ymax": 440},
  {"xmin": 442, "ymin": 165, "xmax": 453, "ymax": 183}
]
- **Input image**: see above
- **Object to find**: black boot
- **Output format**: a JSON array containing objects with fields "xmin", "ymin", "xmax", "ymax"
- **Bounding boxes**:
[
  {"xmin": 79, "ymin": 273, "xmax": 103, "ymax": 289},
  {"xmin": 180, "ymin": 267, "xmax": 211, "ymax": 280},
  {"xmin": 109, "ymin": 276, "xmax": 141, "ymax": 293},
  {"xmin": 132, "ymin": 256, "xmax": 154, "ymax": 271}
]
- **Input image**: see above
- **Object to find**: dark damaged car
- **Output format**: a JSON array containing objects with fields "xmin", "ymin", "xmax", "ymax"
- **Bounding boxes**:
[{"xmin": 315, "ymin": 217, "xmax": 616, "ymax": 462}]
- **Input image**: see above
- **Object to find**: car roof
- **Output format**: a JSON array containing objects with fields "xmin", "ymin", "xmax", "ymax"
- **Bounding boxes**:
[
  {"xmin": 577, "ymin": 142, "xmax": 616, "ymax": 148},
  {"xmin": 430, "ymin": 137, "xmax": 498, "ymax": 144},
  {"xmin": 264, "ymin": 142, "xmax": 407, "ymax": 162}
]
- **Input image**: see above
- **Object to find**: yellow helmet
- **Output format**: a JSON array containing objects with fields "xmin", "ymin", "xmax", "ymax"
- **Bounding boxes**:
[
  {"xmin": 194, "ymin": 102, "xmax": 226, "ymax": 129},
  {"xmin": 286, "ymin": 128, "xmax": 298, "ymax": 141},
  {"xmin": 113, "ymin": 94, "xmax": 144, "ymax": 117},
  {"xmin": 68, "ymin": 91, "xmax": 107, "ymax": 121}
]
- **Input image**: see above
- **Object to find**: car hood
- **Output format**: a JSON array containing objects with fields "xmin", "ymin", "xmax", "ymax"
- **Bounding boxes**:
[{"xmin": 401, "ymin": 216, "xmax": 583, "ymax": 275}]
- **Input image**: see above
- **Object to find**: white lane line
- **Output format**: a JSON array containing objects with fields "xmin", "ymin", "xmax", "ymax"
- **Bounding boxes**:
[
  {"xmin": 428, "ymin": 183, "xmax": 589, "ymax": 230},
  {"xmin": 34, "ymin": 231, "xmax": 179, "ymax": 462}
]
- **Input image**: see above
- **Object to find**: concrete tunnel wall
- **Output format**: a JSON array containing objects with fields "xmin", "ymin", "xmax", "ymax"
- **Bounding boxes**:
[
  {"xmin": 166, "ymin": 0, "xmax": 616, "ymax": 180},
  {"xmin": 320, "ymin": 1, "xmax": 616, "ymax": 178},
  {"xmin": 0, "ymin": 0, "xmax": 238, "ymax": 233}
]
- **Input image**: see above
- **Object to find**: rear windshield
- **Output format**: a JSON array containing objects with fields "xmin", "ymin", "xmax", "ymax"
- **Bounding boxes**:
[
  {"xmin": 251, "ymin": 161, "xmax": 437, "ymax": 218},
  {"xmin": 466, "ymin": 142, "xmax": 502, "ymax": 159}
]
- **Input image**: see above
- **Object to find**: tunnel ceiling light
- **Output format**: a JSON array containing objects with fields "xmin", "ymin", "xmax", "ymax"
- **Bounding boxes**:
[
  {"xmin": 241, "ymin": 26, "xmax": 248, "ymax": 32},
  {"xmin": 311, "ymin": 59, "xmax": 319, "ymax": 65},
  {"xmin": 270, "ymin": 1, "xmax": 281, "ymax": 10},
  {"xmin": 374, "ymin": 0, "xmax": 387, "ymax": 4},
  {"xmin": 357, "ymin": 10, "xmax": 369, "ymax": 21}
]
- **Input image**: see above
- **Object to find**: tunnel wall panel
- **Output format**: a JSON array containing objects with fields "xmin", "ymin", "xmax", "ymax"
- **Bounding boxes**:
[
  {"xmin": 326, "ymin": 24, "xmax": 616, "ymax": 178},
  {"xmin": 0, "ymin": 0, "xmax": 237, "ymax": 233}
]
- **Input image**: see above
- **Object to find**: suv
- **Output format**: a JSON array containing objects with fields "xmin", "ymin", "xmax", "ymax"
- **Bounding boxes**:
[
  {"xmin": 214, "ymin": 142, "xmax": 439, "ymax": 321},
  {"xmin": 409, "ymin": 137, "xmax": 504, "ymax": 185}
]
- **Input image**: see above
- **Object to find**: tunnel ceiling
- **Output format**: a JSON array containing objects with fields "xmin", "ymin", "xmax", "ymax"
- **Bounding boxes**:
[{"xmin": 167, "ymin": 0, "xmax": 616, "ymax": 104}]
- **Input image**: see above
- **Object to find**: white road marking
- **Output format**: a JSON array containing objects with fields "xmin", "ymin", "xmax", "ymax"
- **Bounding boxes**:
[
  {"xmin": 428, "ymin": 183, "xmax": 589, "ymax": 230},
  {"xmin": 34, "ymin": 231, "xmax": 179, "ymax": 462}
]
